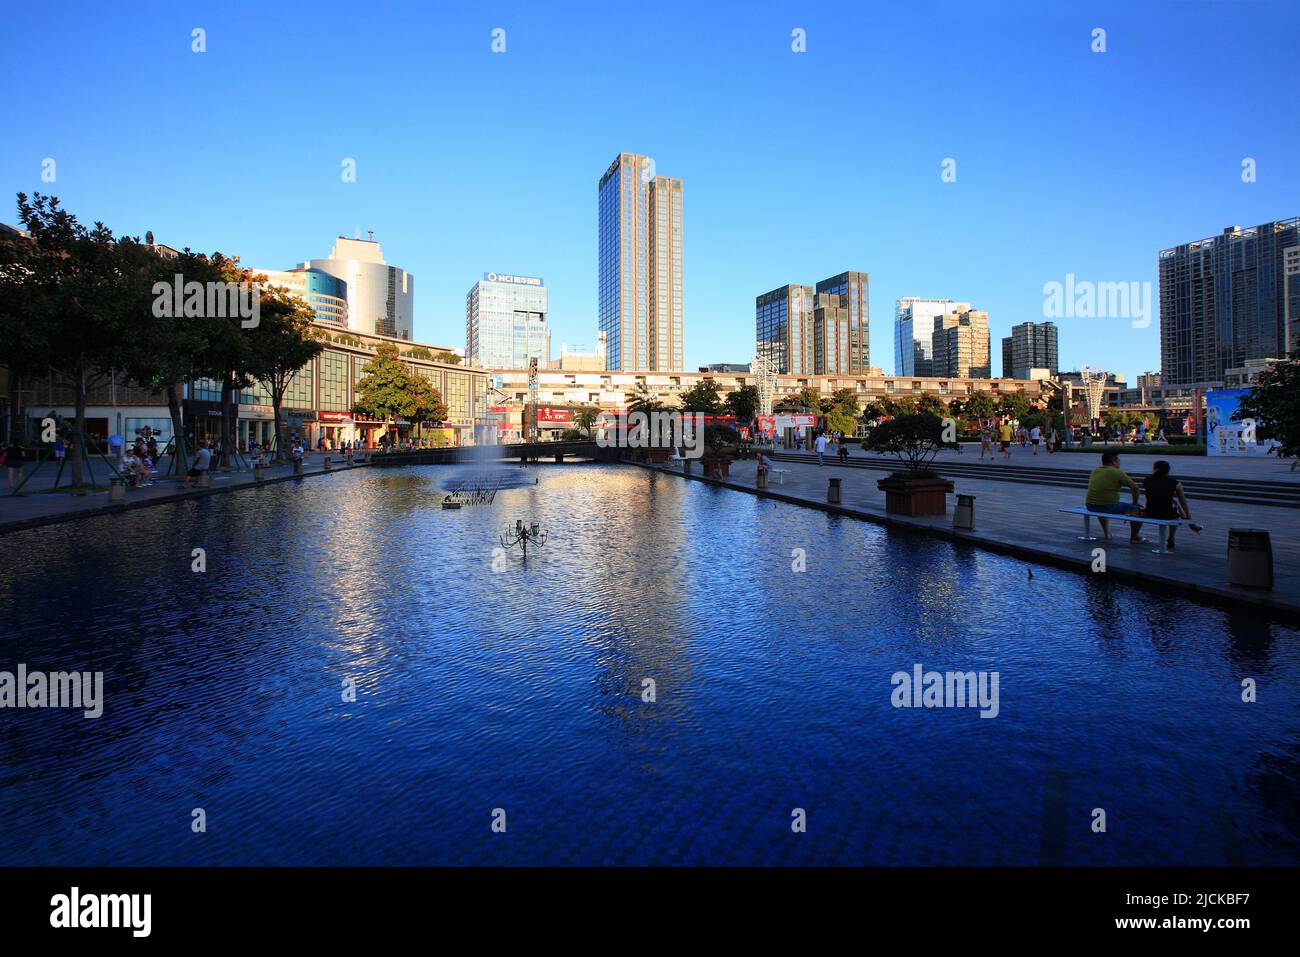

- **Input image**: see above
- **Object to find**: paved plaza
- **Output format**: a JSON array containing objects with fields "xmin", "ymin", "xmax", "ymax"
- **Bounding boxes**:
[
  {"xmin": 0, "ymin": 453, "xmax": 366, "ymax": 534},
  {"xmin": 653, "ymin": 453, "xmax": 1300, "ymax": 617}
]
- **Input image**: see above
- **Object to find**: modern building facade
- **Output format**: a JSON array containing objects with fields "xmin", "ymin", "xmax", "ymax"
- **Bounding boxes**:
[
  {"xmin": 895, "ymin": 299, "xmax": 971, "ymax": 376},
  {"xmin": 483, "ymin": 367, "xmax": 1047, "ymax": 440},
  {"xmin": 255, "ymin": 267, "xmax": 349, "ymax": 326},
  {"xmin": 757, "ymin": 272, "xmax": 869, "ymax": 375},
  {"xmin": 1286, "ymin": 244, "xmax": 1300, "ymax": 352},
  {"xmin": 465, "ymin": 272, "xmax": 550, "ymax": 370},
  {"xmin": 756, "ymin": 284, "xmax": 813, "ymax": 375},
  {"xmin": 305, "ymin": 236, "xmax": 414, "ymax": 340},
  {"xmin": 931, "ymin": 309, "xmax": 991, "ymax": 378},
  {"xmin": 1001, "ymin": 321, "xmax": 1059, "ymax": 379},
  {"xmin": 1158, "ymin": 217, "xmax": 1300, "ymax": 385},
  {"xmin": 598, "ymin": 153, "xmax": 683, "ymax": 371}
]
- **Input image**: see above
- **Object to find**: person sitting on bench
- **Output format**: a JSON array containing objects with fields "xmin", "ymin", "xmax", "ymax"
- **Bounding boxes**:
[
  {"xmin": 1142, "ymin": 459, "xmax": 1202, "ymax": 550},
  {"xmin": 1085, "ymin": 450, "xmax": 1144, "ymax": 543}
]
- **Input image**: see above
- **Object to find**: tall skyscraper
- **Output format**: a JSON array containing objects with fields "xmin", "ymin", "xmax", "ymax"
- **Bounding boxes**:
[
  {"xmin": 305, "ymin": 236, "xmax": 414, "ymax": 340},
  {"xmin": 598, "ymin": 153, "xmax": 683, "ymax": 371},
  {"xmin": 1158, "ymin": 217, "xmax": 1300, "ymax": 385},
  {"xmin": 1286, "ymin": 244, "xmax": 1300, "ymax": 353},
  {"xmin": 756, "ymin": 284, "xmax": 813, "ymax": 375},
  {"xmin": 895, "ymin": 299, "xmax": 971, "ymax": 376},
  {"xmin": 1001, "ymin": 321, "xmax": 1059, "ymax": 378},
  {"xmin": 932, "ymin": 309, "xmax": 991, "ymax": 378},
  {"xmin": 756, "ymin": 272, "xmax": 869, "ymax": 375},
  {"xmin": 465, "ymin": 272, "xmax": 550, "ymax": 370}
]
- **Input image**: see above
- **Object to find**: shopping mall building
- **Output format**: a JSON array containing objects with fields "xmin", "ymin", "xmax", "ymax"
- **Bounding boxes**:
[
  {"xmin": 483, "ymin": 368, "xmax": 1051, "ymax": 440},
  {"xmin": 4, "ymin": 324, "xmax": 489, "ymax": 452}
]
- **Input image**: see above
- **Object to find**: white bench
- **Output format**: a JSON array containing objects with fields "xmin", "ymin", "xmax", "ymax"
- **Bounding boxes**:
[
  {"xmin": 771, "ymin": 468, "xmax": 790, "ymax": 485},
  {"xmin": 1059, "ymin": 506, "xmax": 1185, "ymax": 554}
]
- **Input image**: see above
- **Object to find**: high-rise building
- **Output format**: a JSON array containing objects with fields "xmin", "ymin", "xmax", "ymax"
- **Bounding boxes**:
[
  {"xmin": 756, "ymin": 284, "xmax": 813, "ymax": 374},
  {"xmin": 1286, "ymin": 244, "xmax": 1300, "ymax": 353},
  {"xmin": 1158, "ymin": 218, "xmax": 1300, "ymax": 385},
  {"xmin": 598, "ymin": 153, "xmax": 683, "ymax": 371},
  {"xmin": 895, "ymin": 299, "xmax": 971, "ymax": 376},
  {"xmin": 757, "ymin": 272, "xmax": 869, "ymax": 375},
  {"xmin": 1001, "ymin": 321, "xmax": 1059, "ymax": 379},
  {"xmin": 932, "ymin": 309, "xmax": 991, "ymax": 378},
  {"xmin": 465, "ymin": 272, "xmax": 550, "ymax": 370},
  {"xmin": 304, "ymin": 236, "xmax": 413, "ymax": 340},
  {"xmin": 254, "ymin": 267, "xmax": 349, "ymax": 327}
]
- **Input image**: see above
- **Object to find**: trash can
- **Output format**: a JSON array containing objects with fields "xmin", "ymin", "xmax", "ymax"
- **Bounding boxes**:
[
  {"xmin": 197, "ymin": 470, "xmax": 211, "ymax": 488},
  {"xmin": 1227, "ymin": 528, "xmax": 1273, "ymax": 589},
  {"xmin": 757, "ymin": 469, "xmax": 769, "ymax": 490},
  {"xmin": 953, "ymin": 493, "xmax": 976, "ymax": 530},
  {"xmin": 293, "ymin": 459, "xmax": 304, "ymax": 475},
  {"xmin": 108, "ymin": 476, "xmax": 126, "ymax": 501},
  {"xmin": 254, "ymin": 464, "xmax": 265, "ymax": 481},
  {"xmin": 828, "ymin": 477, "xmax": 842, "ymax": 504},
  {"xmin": 323, "ymin": 457, "xmax": 332, "ymax": 471}
]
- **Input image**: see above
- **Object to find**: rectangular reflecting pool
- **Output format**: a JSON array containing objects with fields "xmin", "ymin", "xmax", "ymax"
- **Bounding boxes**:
[{"xmin": 1, "ymin": 464, "xmax": 1297, "ymax": 865}]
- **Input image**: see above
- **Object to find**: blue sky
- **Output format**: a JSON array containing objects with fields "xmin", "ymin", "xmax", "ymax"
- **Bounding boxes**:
[{"xmin": 2, "ymin": 1, "xmax": 1296, "ymax": 382}]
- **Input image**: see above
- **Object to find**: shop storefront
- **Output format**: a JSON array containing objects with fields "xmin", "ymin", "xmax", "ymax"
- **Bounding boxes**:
[{"xmin": 318, "ymin": 411, "xmax": 352, "ymax": 448}]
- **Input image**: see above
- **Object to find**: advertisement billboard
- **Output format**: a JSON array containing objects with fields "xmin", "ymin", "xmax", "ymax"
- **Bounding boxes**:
[{"xmin": 1205, "ymin": 389, "xmax": 1277, "ymax": 457}]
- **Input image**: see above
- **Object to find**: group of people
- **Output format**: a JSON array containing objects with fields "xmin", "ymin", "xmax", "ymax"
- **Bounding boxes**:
[
  {"xmin": 119, "ymin": 436, "xmax": 162, "ymax": 487},
  {"xmin": 980, "ymin": 421, "xmax": 1076, "ymax": 460},
  {"xmin": 1085, "ymin": 452, "xmax": 1203, "ymax": 549}
]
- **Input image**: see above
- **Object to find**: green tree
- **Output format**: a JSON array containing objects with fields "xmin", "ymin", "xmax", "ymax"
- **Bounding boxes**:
[
  {"xmin": 572, "ymin": 405, "xmax": 601, "ymax": 437},
  {"xmin": 965, "ymin": 392, "xmax": 997, "ymax": 425},
  {"xmin": 433, "ymin": 350, "xmax": 461, "ymax": 365},
  {"xmin": 353, "ymin": 343, "xmax": 413, "ymax": 445},
  {"xmin": 625, "ymin": 381, "xmax": 663, "ymax": 414},
  {"xmin": 245, "ymin": 287, "xmax": 326, "ymax": 462},
  {"xmin": 1239, "ymin": 353, "xmax": 1300, "ymax": 462},
  {"xmin": 403, "ymin": 371, "xmax": 448, "ymax": 445},
  {"xmin": 862, "ymin": 413, "xmax": 958, "ymax": 476},
  {"xmin": 999, "ymin": 390, "xmax": 1032, "ymax": 422},
  {"xmin": 678, "ymin": 379, "xmax": 724, "ymax": 414},
  {"xmin": 8, "ymin": 193, "xmax": 147, "ymax": 486},
  {"xmin": 724, "ymin": 384, "xmax": 760, "ymax": 422}
]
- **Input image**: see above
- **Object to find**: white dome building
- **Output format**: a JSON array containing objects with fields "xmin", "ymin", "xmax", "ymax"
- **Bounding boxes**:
[{"xmin": 305, "ymin": 236, "xmax": 413, "ymax": 340}]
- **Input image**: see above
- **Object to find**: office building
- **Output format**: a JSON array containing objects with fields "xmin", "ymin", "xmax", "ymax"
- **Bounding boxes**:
[
  {"xmin": 466, "ymin": 272, "xmax": 550, "ymax": 370},
  {"xmin": 305, "ymin": 236, "xmax": 414, "ymax": 340},
  {"xmin": 757, "ymin": 272, "xmax": 869, "ymax": 375},
  {"xmin": 895, "ymin": 299, "xmax": 971, "ymax": 376},
  {"xmin": 932, "ymin": 309, "xmax": 991, "ymax": 378},
  {"xmin": 756, "ymin": 284, "xmax": 814, "ymax": 374},
  {"xmin": 1158, "ymin": 217, "xmax": 1300, "ymax": 385},
  {"xmin": 1001, "ymin": 321, "xmax": 1059, "ymax": 379},
  {"xmin": 598, "ymin": 152, "xmax": 683, "ymax": 371},
  {"xmin": 1286, "ymin": 244, "xmax": 1300, "ymax": 352}
]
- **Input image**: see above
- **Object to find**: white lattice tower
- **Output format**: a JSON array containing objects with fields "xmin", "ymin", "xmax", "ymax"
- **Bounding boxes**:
[
  {"xmin": 751, "ymin": 352, "xmax": 777, "ymax": 416},
  {"xmin": 1079, "ymin": 365, "xmax": 1107, "ymax": 423}
]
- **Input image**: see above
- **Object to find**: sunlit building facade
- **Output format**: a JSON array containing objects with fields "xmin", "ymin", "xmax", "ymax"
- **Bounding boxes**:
[
  {"xmin": 598, "ymin": 153, "xmax": 683, "ymax": 371},
  {"xmin": 305, "ymin": 236, "xmax": 414, "ymax": 340},
  {"xmin": 254, "ymin": 267, "xmax": 349, "ymax": 326},
  {"xmin": 895, "ymin": 298, "xmax": 970, "ymax": 377},
  {"xmin": 466, "ymin": 273, "xmax": 550, "ymax": 370}
]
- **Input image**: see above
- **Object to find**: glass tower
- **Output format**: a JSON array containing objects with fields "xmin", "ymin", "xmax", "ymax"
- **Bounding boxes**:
[
  {"xmin": 895, "ymin": 299, "xmax": 970, "ymax": 376},
  {"xmin": 598, "ymin": 153, "xmax": 683, "ymax": 371},
  {"xmin": 465, "ymin": 273, "xmax": 550, "ymax": 370}
]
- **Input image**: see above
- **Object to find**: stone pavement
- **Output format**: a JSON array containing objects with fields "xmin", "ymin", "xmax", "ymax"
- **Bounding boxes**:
[
  {"xmin": 0, "ymin": 453, "xmax": 368, "ymax": 535},
  {"xmin": 652, "ymin": 456, "xmax": 1300, "ymax": 618}
]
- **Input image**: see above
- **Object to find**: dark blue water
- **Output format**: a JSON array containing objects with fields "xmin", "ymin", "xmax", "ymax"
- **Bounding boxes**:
[{"xmin": 0, "ymin": 465, "xmax": 1296, "ymax": 865}]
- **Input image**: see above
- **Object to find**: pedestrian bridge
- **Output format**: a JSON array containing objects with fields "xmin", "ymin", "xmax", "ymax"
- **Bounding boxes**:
[{"xmin": 369, "ymin": 440, "xmax": 620, "ymax": 466}]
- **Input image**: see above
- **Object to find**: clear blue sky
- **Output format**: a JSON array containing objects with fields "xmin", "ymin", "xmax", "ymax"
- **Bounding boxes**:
[{"xmin": 2, "ymin": 1, "xmax": 1297, "ymax": 382}]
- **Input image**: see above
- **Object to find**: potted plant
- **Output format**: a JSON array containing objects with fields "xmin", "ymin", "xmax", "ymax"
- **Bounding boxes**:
[
  {"xmin": 862, "ymin": 413, "xmax": 957, "ymax": 516},
  {"xmin": 701, "ymin": 425, "xmax": 740, "ymax": 478}
]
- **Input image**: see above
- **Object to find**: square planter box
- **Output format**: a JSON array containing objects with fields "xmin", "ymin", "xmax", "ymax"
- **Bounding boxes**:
[
  {"xmin": 647, "ymin": 448, "xmax": 671, "ymax": 464},
  {"xmin": 702, "ymin": 457, "xmax": 731, "ymax": 478},
  {"xmin": 877, "ymin": 475, "xmax": 954, "ymax": 516}
]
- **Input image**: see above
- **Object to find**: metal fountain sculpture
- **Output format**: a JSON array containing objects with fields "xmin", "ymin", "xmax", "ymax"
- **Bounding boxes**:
[{"xmin": 500, "ymin": 519, "xmax": 547, "ymax": 559}]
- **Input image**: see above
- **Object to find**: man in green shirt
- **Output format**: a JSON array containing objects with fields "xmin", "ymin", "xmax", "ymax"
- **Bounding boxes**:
[{"xmin": 1085, "ymin": 451, "xmax": 1144, "ymax": 542}]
